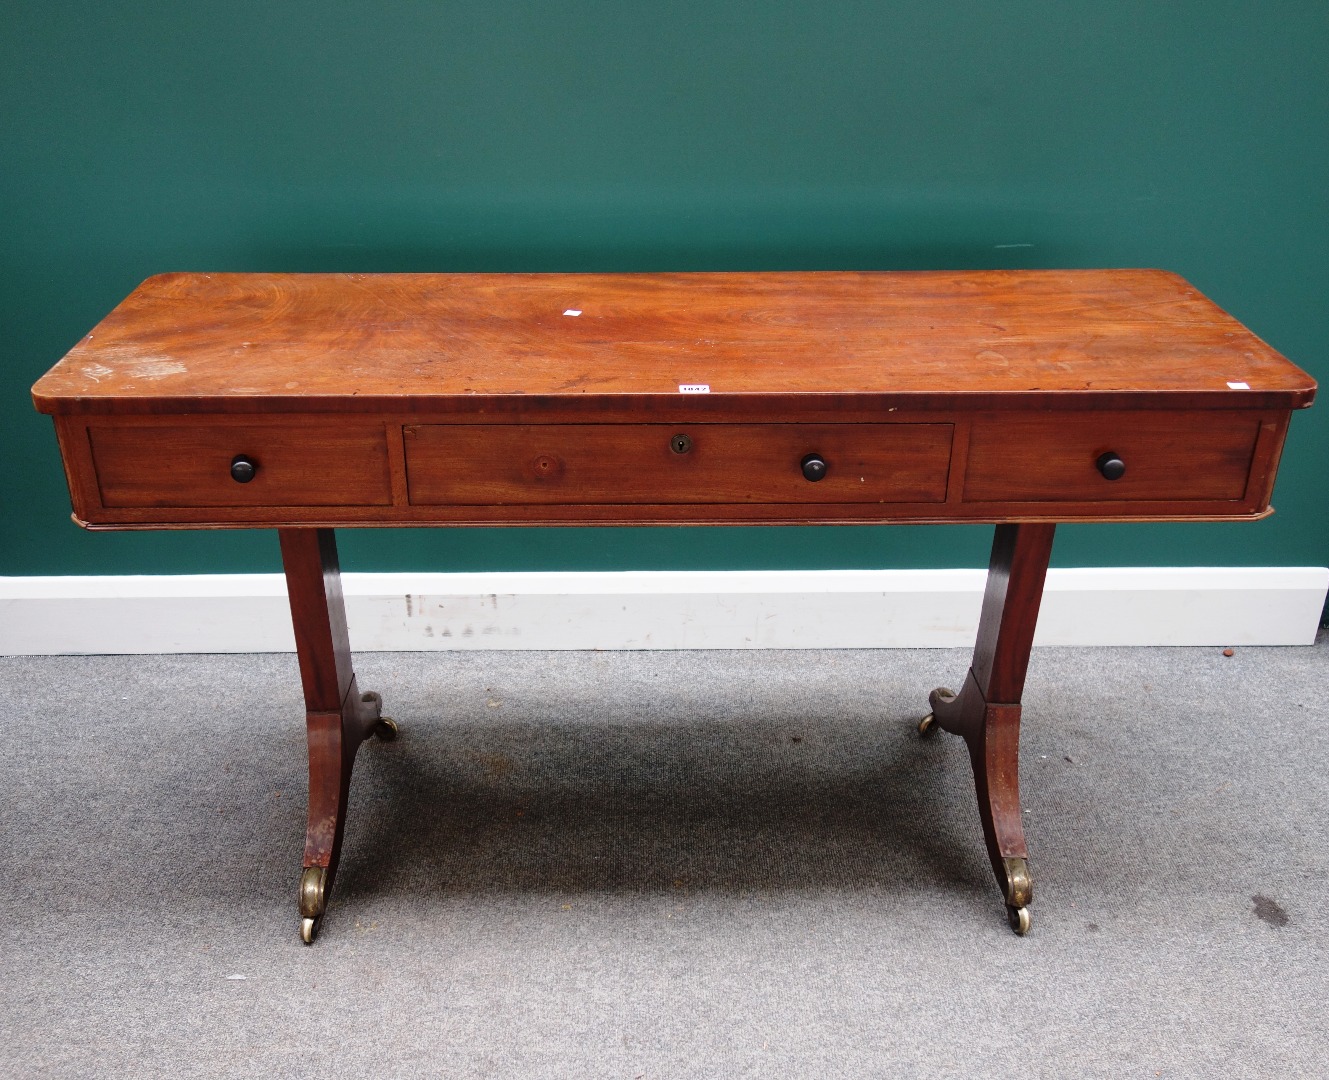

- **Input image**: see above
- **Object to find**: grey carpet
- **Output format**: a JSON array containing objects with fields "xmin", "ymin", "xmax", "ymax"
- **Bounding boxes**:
[{"xmin": 1, "ymin": 639, "xmax": 1326, "ymax": 1078}]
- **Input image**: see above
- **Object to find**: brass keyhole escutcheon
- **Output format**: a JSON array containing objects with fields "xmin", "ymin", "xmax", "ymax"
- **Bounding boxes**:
[{"xmin": 670, "ymin": 433, "xmax": 693, "ymax": 454}]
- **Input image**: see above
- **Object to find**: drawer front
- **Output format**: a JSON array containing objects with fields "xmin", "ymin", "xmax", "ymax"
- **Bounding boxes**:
[
  {"xmin": 405, "ymin": 423, "xmax": 953, "ymax": 505},
  {"xmin": 90, "ymin": 423, "xmax": 392, "ymax": 507},
  {"xmin": 963, "ymin": 412, "xmax": 1261, "ymax": 503}
]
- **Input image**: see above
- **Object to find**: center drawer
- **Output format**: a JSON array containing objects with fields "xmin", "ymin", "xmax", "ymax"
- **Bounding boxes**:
[{"xmin": 404, "ymin": 423, "xmax": 953, "ymax": 505}]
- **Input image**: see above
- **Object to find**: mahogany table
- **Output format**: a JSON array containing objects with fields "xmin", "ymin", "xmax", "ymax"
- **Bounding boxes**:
[{"xmin": 31, "ymin": 270, "xmax": 1315, "ymax": 940}]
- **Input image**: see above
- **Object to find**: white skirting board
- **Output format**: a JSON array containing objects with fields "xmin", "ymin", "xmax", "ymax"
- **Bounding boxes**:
[{"xmin": 0, "ymin": 567, "xmax": 1324, "ymax": 655}]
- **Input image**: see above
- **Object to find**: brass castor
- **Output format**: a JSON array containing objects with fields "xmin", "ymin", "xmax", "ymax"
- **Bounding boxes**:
[
  {"xmin": 918, "ymin": 712, "xmax": 937, "ymax": 736},
  {"xmin": 299, "ymin": 865, "xmax": 328, "ymax": 945},
  {"xmin": 361, "ymin": 691, "xmax": 398, "ymax": 741},
  {"xmin": 1002, "ymin": 856, "xmax": 1033, "ymax": 936},
  {"xmin": 1007, "ymin": 905, "xmax": 1032, "ymax": 936}
]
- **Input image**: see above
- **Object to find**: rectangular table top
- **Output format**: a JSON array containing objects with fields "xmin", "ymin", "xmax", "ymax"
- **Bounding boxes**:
[{"xmin": 31, "ymin": 270, "xmax": 1315, "ymax": 416}]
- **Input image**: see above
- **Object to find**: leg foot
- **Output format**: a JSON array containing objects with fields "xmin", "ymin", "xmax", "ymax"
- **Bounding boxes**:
[
  {"xmin": 299, "ymin": 865, "xmax": 327, "ymax": 945},
  {"xmin": 300, "ymin": 864, "xmax": 327, "ymax": 917},
  {"xmin": 1002, "ymin": 855, "xmax": 1032, "ymax": 909},
  {"xmin": 918, "ymin": 687, "xmax": 957, "ymax": 737},
  {"xmin": 297, "ymin": 683, "xmax": 390, "ymax": 941},
  {"xmin": 361, "ymin": 690, "xmax": 399, "ymax": 741},
  {"xmin": 928, "ymin": 686, "xmax": 958, "ymax": 712}
]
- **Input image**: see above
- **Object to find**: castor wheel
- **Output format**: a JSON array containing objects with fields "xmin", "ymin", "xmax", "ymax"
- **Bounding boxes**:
[
  {"xmin": 301, "ymin": 916, "xmax": 321, "ymax": 944},
  {"xmin": 1007, "ymin": 905, "xmax": 1032, "ymax": 936},
  {"xmin": 918, "ymin": 712, "xmax": 938, "ymax": 736}
]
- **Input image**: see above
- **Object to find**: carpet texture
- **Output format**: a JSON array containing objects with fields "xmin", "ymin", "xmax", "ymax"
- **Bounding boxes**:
[{"xmin": 1, "ymin": 639, "xmax": 1326, "ymax": 1078}]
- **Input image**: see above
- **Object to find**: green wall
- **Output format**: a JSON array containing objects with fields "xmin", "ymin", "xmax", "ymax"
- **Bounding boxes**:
[{"xmin": 3, "ymin": 1, "xmax": 1325, "ymax": 576}]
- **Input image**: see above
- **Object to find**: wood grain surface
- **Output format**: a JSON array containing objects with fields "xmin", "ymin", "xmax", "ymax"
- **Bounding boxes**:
[
  {"xmin": 963, "ymin": 411, "xmax": 1262, "ymax": 502},
  {"xmin": 31, "ymin": 270, "xmax": 1316, "ymax": 415},
  {"xmin": 33, "ymin": 271, "xmax": 1314, "ymax": 529},
  {"xmin": 403, "ymin": 422, "xmax": 953, "ymax": 505},
  {"xmin": 50, "ymin": 405, "xmax": 1294, "ymax": 527},
  {"xmin": 90, "ymin": 421, "xmax": 391, "ymax": 507}
]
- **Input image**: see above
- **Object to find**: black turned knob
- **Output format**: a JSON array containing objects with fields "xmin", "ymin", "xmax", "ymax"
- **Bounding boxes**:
[
  {"xmin": 1096, "ymin": 452, "xmax": 1126, "ymax": 481},
  {"xmin": 230, "ymin": 454, "xmax": 257, "ymax": 483},
  {"xmin": 801, "ymin": 453, "xmax": 827, "ymax": 482}
]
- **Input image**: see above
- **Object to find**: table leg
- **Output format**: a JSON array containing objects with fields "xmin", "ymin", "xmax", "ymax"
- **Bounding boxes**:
[
  {"xmin": 918, "ymin": 522, "xmax": 1055, "ymax": 935},
  {"xmin": 279, "ymin": 528, "xmax": 398, "ymax": 944}
]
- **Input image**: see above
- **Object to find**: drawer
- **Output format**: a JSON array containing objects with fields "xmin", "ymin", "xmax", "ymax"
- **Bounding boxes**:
[
  {"xmin": 963, "ymin": 412, "xmax": 1261, "ymax": 503},
  {"xmin": 90, "ymin": 422, "xmax": 392, "ymax": 507},
  {"xmin": 405, "ymin": 423, "xmax": 953, "ymax": 505}
]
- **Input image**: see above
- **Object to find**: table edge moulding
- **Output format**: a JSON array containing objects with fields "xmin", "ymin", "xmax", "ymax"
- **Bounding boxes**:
[{"xmin": 31, "ymin": 269, "xmax": 1317, "ymax": 941}]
